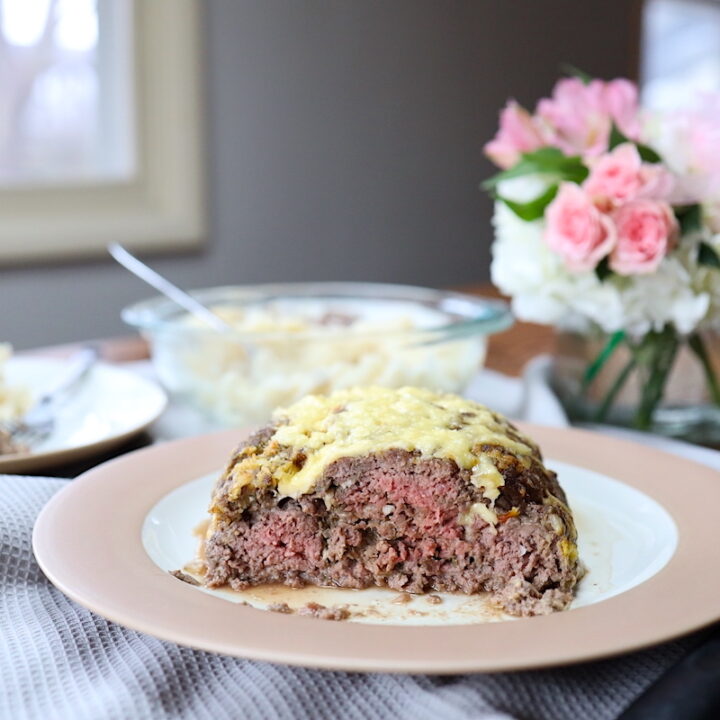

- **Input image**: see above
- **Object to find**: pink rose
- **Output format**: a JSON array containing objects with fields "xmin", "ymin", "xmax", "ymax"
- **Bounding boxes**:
[
  {"xmin": 638, "ymin": 163, "xmax": 676, "ymax": 201},
  {"xmin": 537, "ymin": 78, "xmax": 640, "ymax": 157},
  {"xmin": 675, "ymin": 95, "xmax": 720, "ymax": 182},
  {"xmin": 583, "ymin": 143, "xmax": 674, "ymax": 208},
  {"xmin": 647, "ymin": 94, "xmax": 720, "ymax": 223},
  {"xmin": 602, "ymin": 79, "xmax": 642, "ymax": 139},
  {"xmin": 688, "ymin": 97, "xmax": 720, "ymax": 212},
  {"xmin": 609, "ymin": 200, "xmax": 678, "ymax": 275},
  {"xmin": 484, "ymin": 100, "xmax": 545, "ymax": 169},
  {"xmin": 544, "ymin": 183, "xmax": 616, "ymax": 272}
]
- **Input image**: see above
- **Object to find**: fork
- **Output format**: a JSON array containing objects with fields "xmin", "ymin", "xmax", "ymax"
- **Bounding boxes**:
[{"xmin": 1, "ymin": 346, "xmax": 98, "ymax": 450}]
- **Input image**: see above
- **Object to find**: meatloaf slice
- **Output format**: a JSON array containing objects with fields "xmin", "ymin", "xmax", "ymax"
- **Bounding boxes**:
[{"xmin": 202, "ymin": 387, "xmax": 582, "ymax": 616}]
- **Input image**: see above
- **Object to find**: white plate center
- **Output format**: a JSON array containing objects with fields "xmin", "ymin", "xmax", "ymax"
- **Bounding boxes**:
[{"xmin": 142, "ymin": 458, "xmax": 677, "ymax": 625}]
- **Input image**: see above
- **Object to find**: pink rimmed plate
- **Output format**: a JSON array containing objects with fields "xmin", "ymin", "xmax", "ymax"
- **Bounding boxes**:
[{"xmin": 33, "ymin": 425, "xmax": 720, "ymax": 673}]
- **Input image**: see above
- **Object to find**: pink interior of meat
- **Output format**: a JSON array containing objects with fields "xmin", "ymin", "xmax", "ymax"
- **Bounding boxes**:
[{"xmin": 204, "ymin": 450, "xmax": 580, "ymax": 616}]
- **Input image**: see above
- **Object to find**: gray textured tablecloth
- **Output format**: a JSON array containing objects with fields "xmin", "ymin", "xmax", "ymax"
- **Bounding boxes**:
[{"xmin": 1, "ymin": 474, "xmax": 698, "ymax": 720}]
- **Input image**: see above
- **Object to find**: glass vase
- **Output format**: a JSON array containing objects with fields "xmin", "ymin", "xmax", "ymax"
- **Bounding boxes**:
[{"xmin": 550, "ymin": 326, "xmax": 720, "ymax": 446}]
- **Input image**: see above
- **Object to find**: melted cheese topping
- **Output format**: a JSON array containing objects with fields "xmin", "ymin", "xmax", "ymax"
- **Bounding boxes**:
[{"xmin": 229, "ymin": 386, "xmax": 535, "ymax": 500}]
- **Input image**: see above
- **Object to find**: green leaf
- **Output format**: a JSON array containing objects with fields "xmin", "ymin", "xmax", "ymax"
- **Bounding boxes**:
[
  {"xmin": 594, "ymin": 256, "xmax": 613, "ymax": 282},
  {"xmin": 698, "ymin": 242, "xmax": 720, "ymax": 269},
  {"xmin": 608, "ymin": 122, "xmax": 662, "ymax": 163},
  {"xmin": 560, "ymin": 63, "xmax": 592, "ymax": 85},
  {"xmin": 676, "ymin": 204, "xmax": 703, "ymax": 235},
  {"xmin": 483, "ymin": 148, "xmax": 588, "ymax": 190},
  {"xmin": 498, "ymin": 185, "xmax": 558, "ymax": 221},
  {"xmin": 608, "ymin": 123, "xmax": 627, "ymax": 151},
  {"xmin": 483, "ymin": 149, "xmax": 562, "ymax": 188},
  {"xmin": 637, "ymin": 144, "xmax": 662, "ymax": 164}
]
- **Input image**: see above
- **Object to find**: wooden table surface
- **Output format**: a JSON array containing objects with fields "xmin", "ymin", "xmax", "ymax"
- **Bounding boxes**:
[{"xmin": 28, "ymin": 285, "xmax": 555, "ymax": 377}]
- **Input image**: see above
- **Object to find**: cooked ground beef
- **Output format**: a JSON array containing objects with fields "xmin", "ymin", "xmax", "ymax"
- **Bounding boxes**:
[
  {"xmin": 204, "ymin": 427, "xmax": 582, "ymax": 617},
  {"xmin": 267, "ymin": 602, "xmax": 293, "ymax": 614},
  {"xmin": 298, "ymin": 603, "xmax": 351, "ymax": 621}
]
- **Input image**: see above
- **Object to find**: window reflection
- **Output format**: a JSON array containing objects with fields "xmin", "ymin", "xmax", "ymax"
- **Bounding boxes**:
[
  {"xmin": 641, "ymin": 0, "xmax": 720, "ymax": 110},
  {"xmin": 0, "ymin": 0, "xmax": 133, "ymax": 185}
]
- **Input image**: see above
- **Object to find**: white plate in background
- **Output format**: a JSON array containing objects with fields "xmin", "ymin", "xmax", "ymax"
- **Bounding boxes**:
[{"xmin": 0, "ymin": 357, "xmax": 167, "ymax": 473}]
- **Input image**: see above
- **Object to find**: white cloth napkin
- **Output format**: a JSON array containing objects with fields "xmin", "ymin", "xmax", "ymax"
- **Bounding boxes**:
[{"xmin": 3, "ymin": 359, "xmax": 718, "ymax": 720}]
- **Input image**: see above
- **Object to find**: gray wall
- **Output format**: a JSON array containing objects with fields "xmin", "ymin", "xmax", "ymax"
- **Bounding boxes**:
[{"xmin": 2, "ymin": 0, "xmax": 637, "ymax": 349}]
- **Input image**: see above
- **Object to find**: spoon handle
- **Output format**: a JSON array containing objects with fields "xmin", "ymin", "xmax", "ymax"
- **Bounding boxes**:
[{"xmin": 108, "ymin": 244, "xmax": 232, "ymax": 333}]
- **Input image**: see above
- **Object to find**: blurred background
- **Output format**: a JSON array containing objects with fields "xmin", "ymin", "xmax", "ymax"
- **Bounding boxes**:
[{"xmin": 1, "ymin": 0, "xmax": 718, "ymax": 348}]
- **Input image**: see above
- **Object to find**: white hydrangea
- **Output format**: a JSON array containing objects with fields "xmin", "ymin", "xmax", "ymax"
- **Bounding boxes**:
[
  {"xmin": 618, "ymin": 255, "xmax": 709, "ymax": 335},
  {"xmin": 490, "ymin": 185, "xmax": 712, "ymax": 337}
]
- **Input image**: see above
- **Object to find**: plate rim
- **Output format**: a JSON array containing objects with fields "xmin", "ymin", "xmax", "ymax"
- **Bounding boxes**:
[
  {"xmin": 32, "ymin": 424, "xmax": 720, "ymax": 674},
  {"xmin": 0, "ymin": 358, "xmax": 167, "ymax": 473}
]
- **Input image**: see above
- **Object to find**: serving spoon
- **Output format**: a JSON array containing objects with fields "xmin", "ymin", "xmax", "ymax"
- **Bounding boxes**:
[{"xmin": 108, "ymin": 243, "xmax": 234, "ymax": 333}]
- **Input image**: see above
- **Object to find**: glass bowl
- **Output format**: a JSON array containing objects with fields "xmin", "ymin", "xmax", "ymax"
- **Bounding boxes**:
[{"xmin": 122, "ymin": 282, "xmax": 512, "ymax": 427}]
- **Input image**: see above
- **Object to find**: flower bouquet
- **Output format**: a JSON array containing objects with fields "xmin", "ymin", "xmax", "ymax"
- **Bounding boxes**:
[{"xmin": 484, "ymin": 73, "xmax": 720, "ymax": 439}]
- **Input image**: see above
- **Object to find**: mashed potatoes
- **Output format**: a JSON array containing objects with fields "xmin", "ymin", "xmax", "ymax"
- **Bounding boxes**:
[{"xmin": 150, "ymin": 300, "xmax": 486, "ymax": 426}]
